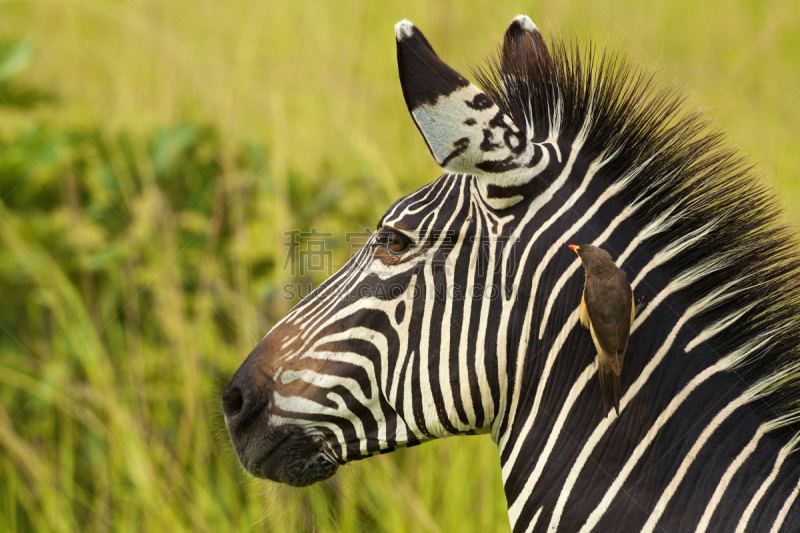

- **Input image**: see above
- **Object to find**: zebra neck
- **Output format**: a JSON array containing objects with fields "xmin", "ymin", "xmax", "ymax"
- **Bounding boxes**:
[
  {"xmin": 491, "ymin": 235, "xmax": 800, "ymax": 532},
  {"xmin": 499, "ymin": 351, "xmax": 800, "ymax": 531}
]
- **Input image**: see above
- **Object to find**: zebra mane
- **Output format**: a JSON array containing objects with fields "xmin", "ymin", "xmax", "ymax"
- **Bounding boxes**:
[{"xmin": 475, "ymin": 31, "xmax": 800, "ymax": 442}]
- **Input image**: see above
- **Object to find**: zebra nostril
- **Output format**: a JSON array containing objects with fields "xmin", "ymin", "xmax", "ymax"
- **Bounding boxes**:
[{"xmin": 223, "ymin": 385, "xmax": 245, "ymax": 418}]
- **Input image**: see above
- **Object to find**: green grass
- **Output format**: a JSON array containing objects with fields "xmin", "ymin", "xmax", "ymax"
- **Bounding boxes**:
[{"xmin": 0, "ymin": 0, "xmax": 797, "ymax": 531}]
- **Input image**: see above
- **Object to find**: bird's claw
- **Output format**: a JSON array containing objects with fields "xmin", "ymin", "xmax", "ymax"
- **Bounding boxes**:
[{"xmin": 635, "ymin": 295, "xmax": 646, "ymax": 316}]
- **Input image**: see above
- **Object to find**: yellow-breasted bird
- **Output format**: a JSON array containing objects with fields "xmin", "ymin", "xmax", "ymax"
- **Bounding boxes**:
[{"xmin": 568, "ymin": 244, "xmax": 635, "ymax": 415}]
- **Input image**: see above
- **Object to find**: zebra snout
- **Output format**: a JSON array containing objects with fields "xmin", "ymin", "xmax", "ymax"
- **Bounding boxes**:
[
  {"xmin": 222, "ymin": 360, "xmax": 272, "ymax": 435},
  {"xmin": 223, "ymin": 351, "xmax": 339, "ymax": 486}
]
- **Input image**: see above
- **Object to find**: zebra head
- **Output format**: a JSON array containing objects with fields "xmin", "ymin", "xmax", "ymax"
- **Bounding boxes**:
[
  {"xmin": 225, "ymin": 15, "xmax": 800, "ymax": 533},
  {"xmin": 223, "ymin": 16, "xmax": 558, "ymax": 486}
]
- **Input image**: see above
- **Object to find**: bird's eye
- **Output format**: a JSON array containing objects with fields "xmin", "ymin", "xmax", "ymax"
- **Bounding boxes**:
[{"xmin": 386, "ymin": 231, "xmax": 410, "ymax": 254}]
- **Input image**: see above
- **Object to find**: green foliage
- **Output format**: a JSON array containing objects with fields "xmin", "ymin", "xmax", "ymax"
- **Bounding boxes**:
[
  {"xmin": 0, "ymin": 40, "xmax": 52, "ymax": 109},
  {"xmin": 0, "ymin": 0, "xmax": 797, "ymax": 531},
  {"xmin": 0, "ymin": 119, "xmax": 509, "ymax": 531}
]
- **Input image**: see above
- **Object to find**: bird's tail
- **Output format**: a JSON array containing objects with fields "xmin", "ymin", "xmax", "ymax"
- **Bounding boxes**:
[{"xmin": 598, "ymin": 356, "xmax": 621, "ymax": 415}]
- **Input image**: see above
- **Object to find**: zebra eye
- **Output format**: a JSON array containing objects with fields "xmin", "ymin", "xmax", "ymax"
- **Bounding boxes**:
[{"xmin": 386, "ymin": 231, "xmax": 410, "ymax": 254}]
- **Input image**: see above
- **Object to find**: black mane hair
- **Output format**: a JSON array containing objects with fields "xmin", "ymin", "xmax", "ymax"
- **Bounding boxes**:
[{"xmin": 475, "ymin": 29, "xmax": 800, "ymax": 442}]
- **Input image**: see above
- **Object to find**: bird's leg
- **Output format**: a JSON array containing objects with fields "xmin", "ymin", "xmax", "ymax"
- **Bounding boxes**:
[{"xmin": 634, "ymin": 295, "xmax": 646, "ymax": 316}]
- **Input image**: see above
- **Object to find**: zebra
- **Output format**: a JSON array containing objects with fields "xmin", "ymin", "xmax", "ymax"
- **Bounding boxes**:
[{"xmin": 223, "ymin": 15, "xmax": 800, "ymax": 532}]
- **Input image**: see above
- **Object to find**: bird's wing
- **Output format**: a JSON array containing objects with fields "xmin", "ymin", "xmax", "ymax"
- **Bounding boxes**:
[
  {"xmin": 584, "ymin": 271, "xmax": 633, "ymax": 375},
  {"xmin": 580, "ymin": 290, "xmax": 590, "ymax": 329},
  {"xmin": 630, "ymin": 292, "xmax": 636, "ymax": 326}
]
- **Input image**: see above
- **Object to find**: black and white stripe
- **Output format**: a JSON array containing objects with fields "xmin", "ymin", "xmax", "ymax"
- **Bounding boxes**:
[{"xmin": 224, "ymin": 15, "xmax": 800, "ymax": 531}]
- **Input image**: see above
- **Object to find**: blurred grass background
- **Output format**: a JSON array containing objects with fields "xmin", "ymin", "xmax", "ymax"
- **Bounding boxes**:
[{"xmin": 0, "ymin": 0, "xmax": 797, "ymax": 531}]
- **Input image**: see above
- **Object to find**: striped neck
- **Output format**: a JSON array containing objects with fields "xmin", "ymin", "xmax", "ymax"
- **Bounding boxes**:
[{"xmin": 488, "ymin": 145, "xmax": 800, "ymax": 532}]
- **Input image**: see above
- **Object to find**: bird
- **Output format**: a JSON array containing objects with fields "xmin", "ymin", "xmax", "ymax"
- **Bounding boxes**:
[{"xmin": 568, "ymin": 244, "xmax": 635, "ymax": 415}]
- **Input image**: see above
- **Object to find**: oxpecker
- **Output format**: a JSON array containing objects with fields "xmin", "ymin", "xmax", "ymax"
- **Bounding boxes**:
[{"xmin": 569, "ymin": 244, "xmax": 635, "ymax": 415}]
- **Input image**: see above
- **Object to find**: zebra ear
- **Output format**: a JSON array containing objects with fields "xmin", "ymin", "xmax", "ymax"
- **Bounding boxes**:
[
  {"xmin": 501, "ymin": 15, "xmax": 541, "ymax": 74},
  {"xmin": 395, "ymin": 20, "xmax": 533, "ymax": 177}
]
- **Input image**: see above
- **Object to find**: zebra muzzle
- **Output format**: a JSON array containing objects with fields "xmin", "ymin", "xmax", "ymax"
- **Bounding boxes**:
[{"xmin": 223, "ymin": 350, "xmax": 338, "ymax": 486}]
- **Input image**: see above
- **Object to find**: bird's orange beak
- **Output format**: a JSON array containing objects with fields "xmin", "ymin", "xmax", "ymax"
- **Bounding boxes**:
[{"xmin": 568, "ymin": 244, "xmax": 580, "ymax": 255}]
